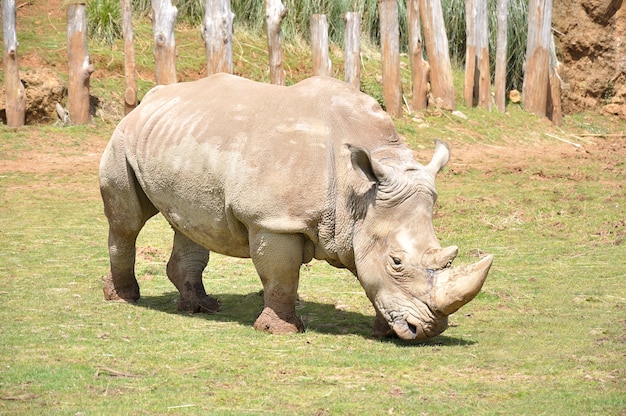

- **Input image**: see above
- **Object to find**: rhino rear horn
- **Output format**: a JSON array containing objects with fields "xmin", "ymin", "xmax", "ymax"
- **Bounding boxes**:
[
  {"xmin": 422, "ymin": 245, "xmax": 459, "ymax": 269},
  {"xmin": 425, "ymin": 140, "xmax": 450, "ymax": 176}
]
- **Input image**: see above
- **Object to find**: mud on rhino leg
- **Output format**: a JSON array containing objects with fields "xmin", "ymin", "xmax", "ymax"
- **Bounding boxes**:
[
  {"xmin": 249, "ymin": 230, "xmax": 305, "ymax": 335},
  {"xmin": 167, "ymin": 231, "xmax": 220, "ymax": 313}
]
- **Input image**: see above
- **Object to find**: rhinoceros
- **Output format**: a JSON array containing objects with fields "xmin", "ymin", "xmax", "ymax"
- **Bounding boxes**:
[{"xmin": 99, "ymin": 73, "xmax": 493, "ymax": 340}]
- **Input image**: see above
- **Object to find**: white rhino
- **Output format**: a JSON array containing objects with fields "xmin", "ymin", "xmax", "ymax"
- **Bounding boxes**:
[{"xmin": 99, "ymin": 73, "xmax": 493, "ymax": 340}]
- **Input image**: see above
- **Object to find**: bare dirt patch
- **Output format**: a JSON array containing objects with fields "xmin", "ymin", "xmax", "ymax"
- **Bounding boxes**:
[
  {"xmin": 440, "ymin": 135, "xmax": 626, "ymax": 180},
  {"xmin": 0, "ymin": 150, "xmax": 101, "ymax": 175},
  {"xmin": 0, "ymin": 127, "xmax": 110, "ymax": 175},
  {"xmin": 553, "ymin": 0, "xmax": 626, "ymax": 116}
]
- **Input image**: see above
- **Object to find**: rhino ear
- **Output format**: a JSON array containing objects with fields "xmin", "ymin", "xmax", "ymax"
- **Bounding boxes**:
[
  {"xmin": 425, "ymin": 140, "xmax": 450, "ymax": 176},
  {"xmin": 347, "ymin": 144, "xmax": 392, "ymax": 184}
]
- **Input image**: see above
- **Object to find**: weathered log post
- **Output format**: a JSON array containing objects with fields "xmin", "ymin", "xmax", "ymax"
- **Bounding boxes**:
[
  {"xmin": 475, "ymin": 0, "xmax": 491, "ymax": 110},
  {"xmin": 202, "ymin": 0, "xmax": 234, "ymax": 75},
  {"xmin": 464, "ymin": 0, "xmax": 491, "ymax": 109},
  {"xmin": 2, "ymin": 0, "xmax": 26, "ymax": 127},
  {"xmin": 407, "ymin": 0, "xmax": 429, "ymax": 111},
  {"xmin": 311, "ymin": 14, "xmax": 332, "ymax": 77},
  {"xmin": 378, "ymin": 0, "xmax": 402, "ymax": 117},
  {"xmin": 522, "ymin": 0, "xmax": 552, "ymax": 117},
  {"xmin": 547, "ymin": 36, "xmax": 563, "ymax": 125},
  {"xmin": 152, "ymin": 0, "xmax": 178, "ymax": 85},
  {"xmin": 419, "ymin": 0, "xmax": 455, "ymax": 110},
  {"xmin": 265, "ymin": 0, "xmax": 287, "ymax": 85},
  {"xmin": 464, "ymin": 0, "xmax": 477, "ymax": 107},
  {"xmin": 344, "ymin": 12, "xmax": 361, "ymax": 89},
  {"xmin": 494, "ymin": 0, "xmax": 508, "ymax": 112},
  {"xmin": 121, "ymin": 0, "xmax": 137, "ymax": 114},
  {"xmin": 67, "ymin": 3, "xmax": 94, "ymax": 125}
]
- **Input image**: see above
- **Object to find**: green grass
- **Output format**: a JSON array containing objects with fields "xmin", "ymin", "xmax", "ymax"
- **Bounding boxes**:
[{"xmin": 87, "ymin": 0, "xmax": 122, "ymax": 45}]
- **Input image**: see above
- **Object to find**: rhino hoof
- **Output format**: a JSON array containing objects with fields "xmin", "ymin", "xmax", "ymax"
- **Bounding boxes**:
[
  {"xmin": 102, "ymin": 274, "xmax": 140, "ymax": 303},
  {"xmin": 254, "ymin": 307, "xmax": 305, "ymax": 335},
  {"xmin": 178, "ymin": 295, "xmax": 220, "ymax": 314}
]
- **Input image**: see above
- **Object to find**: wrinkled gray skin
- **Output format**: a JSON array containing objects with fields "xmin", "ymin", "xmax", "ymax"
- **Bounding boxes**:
[{"xmin": 99, "ymin": 73, "xmax": 493, "ymax": 340}]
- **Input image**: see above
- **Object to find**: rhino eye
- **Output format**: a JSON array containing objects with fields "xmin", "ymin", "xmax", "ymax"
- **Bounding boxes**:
[{"xmin": 391, "ymin": 256, "xmax": 402, "ymax": 266}]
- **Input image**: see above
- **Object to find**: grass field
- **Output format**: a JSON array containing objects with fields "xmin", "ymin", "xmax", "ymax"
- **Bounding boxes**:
[
  {"xmin": 2, "ymin": 1, "xmax": 626, "ymax": 414},
  {"xmin": 1, "ymin": 118, "xmax": 625, "ymax": 415}
]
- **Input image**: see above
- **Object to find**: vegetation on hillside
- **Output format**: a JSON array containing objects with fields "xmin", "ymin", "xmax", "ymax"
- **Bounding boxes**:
[{"xmin": 86, "ymin": 0, "xmax": 528, "ymax": 90}]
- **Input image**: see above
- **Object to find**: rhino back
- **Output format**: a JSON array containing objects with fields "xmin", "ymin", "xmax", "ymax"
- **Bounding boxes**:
[{"xmin": 120, "ymin": 74, "xmax": 400, "ymax": 258}]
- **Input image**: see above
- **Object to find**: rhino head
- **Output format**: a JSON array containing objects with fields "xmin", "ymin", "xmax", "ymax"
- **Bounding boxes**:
[{"xmin": 348, "ymin": 140, "xmax": 493, "ymax": 340}]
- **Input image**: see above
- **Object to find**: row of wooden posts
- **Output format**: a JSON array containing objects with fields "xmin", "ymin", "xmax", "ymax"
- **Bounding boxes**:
[{"xmin": 2, "ymin": 0, "xmax": 561, "ymax": 128}]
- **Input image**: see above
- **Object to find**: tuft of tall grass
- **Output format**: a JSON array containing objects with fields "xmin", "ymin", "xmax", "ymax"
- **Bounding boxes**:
[
  {"xmin": 232, "ymin": 0, "xmax": 408, "ymax": 49},
  {"xmin": 86, "ymin": 0, "xmax": 122, "ymax": 44},
  {"xmin": 442, "ymin": 0, "xmax": 528, "ymax": 92},
  {"xmin": 174, "ymin": 0, "xmax": 205, "ymax": 25}
]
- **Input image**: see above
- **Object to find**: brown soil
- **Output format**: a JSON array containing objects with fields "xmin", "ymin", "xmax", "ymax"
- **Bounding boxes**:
[
  {"xmin": 553, "ymin": 0, "xmax": 626, "ymax": 116},
  {"xmin": 441, "ymin": 136, "xmax": 626, "ymax": 182},
  {"xmin": 0, "ymin": 127, "xmax": 108, "ymax": 175}
]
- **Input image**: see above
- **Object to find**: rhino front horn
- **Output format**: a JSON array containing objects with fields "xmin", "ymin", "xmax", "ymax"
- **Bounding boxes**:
[{"xmin": 431, "ymin": 254, "xmax": 494, "ymax": 316}]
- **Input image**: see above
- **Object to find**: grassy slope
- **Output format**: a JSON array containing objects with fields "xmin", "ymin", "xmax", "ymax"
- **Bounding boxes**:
[{"xmin": 1, "ymin": 2, "xmax": 625, "ymax": 415}]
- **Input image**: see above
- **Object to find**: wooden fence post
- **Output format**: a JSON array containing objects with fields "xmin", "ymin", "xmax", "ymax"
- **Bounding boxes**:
[
  {"xmin": 121, "ymin": 0, "xmax": 137, "ymax": 114},
  {"xmin": 2, "ymin": 0, "xmax": 26, "ymax": 127},
  {"xmin": 311, "ymin": 14, "xmax": 332, "ymax": 77},
  {"xmin": 419, "ymin": 0, "xmax": 455, "ymax": 110},
  {"xmin": 265, "ymin": 0, "xmax": 287, "ymax": 85},
  {"xmin": 152, "ymin": 0, "xmax": 178, "ymax": 85},
  {"xmin": 202, "ymin": 0, "xmax": 234, "ymax": 75},
  {"xmin": 494, "ymin": 0, "xmax": 508, "ymax": 112},
  {"xmin": 547, "ymin": 36, "xmax": 562, "ymax": 125},
  {"xmin": 344, "ymin": 12, "xmax": 361, "ymax": 89},
  {"xmin": 464, "ymin": 0, "xmax": 476, "ymax": 107},
  {"xmin": 67, "ymin": 3, "xmax": 94, "ymax": 125},
  {"xmin": 464, "ymin": 0, "xmax": 491, "ymax": 109},
  {"xmin": 522, "ymin": 0, "xmax": 552, "ymax": 117},
  {"xmin": 407, "ymin": 0, "xmax": 429, "ymax": 111},
  {"xmin": 378, "ymin": 0, "xmax": 402, "ymax": 117}
]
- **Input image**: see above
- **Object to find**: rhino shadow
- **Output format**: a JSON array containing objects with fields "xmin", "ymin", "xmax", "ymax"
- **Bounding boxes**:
[{"xmin": 136, "ymin": 291, "xmax": 475, "ymax": 346}]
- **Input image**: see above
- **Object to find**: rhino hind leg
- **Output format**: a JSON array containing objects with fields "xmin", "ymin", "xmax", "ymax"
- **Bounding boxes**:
[
  {"xmin": 249, "ymin": 230, "xmax": 305, "ymax": 335},
  {"xmin": 102, "ymin": 228, "xmax": 142, "ymax": 303},
  {"xmin": 101, "ymin": 159, "xmax": 158, "ymax": 304},
  {"xmin": 167, "ymin": 231, "xmax": 220, "ymax": 313}
]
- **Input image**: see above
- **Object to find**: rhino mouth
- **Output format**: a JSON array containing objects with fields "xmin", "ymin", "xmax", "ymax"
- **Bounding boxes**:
[
  {"xmin": 379, "ymin": 298, "xmax": 447, "ymax": 341},
  {"xmin": 391, "ymin": 313, "xmax": 447, "ymax": 341},
  {"xmin": 393, "ymin": 319, "xmax": 418, "ymax": 340}
]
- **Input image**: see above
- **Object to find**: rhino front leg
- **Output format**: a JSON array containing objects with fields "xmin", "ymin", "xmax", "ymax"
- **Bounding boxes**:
[
  {"xmin": 167, "ymin": 231, "xmax": 220, "ymax": 313},
  {"xmin": 371, "ymin": 309, "xmax": 395, "ymax": 338},
  {"xmin": 249, "ymin": 230, "xmax": 305, "ymax": 334}
]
